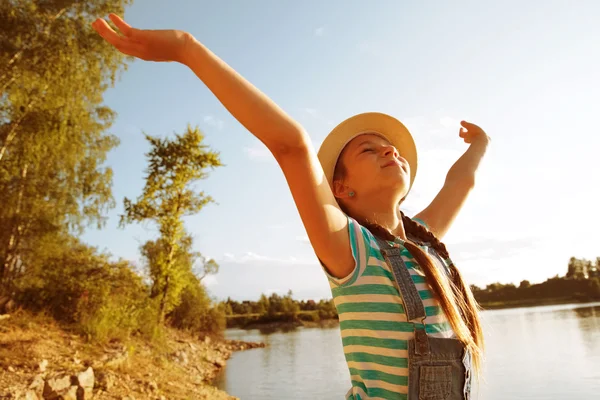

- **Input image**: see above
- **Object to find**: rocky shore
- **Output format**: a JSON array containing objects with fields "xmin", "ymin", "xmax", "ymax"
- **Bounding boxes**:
[{"xmin": 0, "ymin": 312, "xmax": 265, "ymax": 400}]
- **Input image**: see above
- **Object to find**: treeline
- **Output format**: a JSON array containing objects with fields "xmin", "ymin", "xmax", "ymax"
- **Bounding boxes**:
[
  {"xmin": 223, "ymin": 291, "xmax": 338, "ymax": 328},
  {"xmin": 0, "ymin": 0, "xmax": 225, "ymax": 343},
  {"xmin": 473, "ymin": 256, "xmax": 600, "ymax": 308},
  {"xmin": 224, "ymin": 258, "xmax": 600, "ymax": 326}
]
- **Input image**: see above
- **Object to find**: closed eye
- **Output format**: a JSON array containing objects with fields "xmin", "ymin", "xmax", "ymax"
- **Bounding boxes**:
[{"xmin": 361, "ymin": 148, "xmax": 373, "ymax": 153}]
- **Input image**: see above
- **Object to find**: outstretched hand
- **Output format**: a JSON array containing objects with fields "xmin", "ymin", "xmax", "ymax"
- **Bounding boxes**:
[
  {"xmin": 92, "ymin": 14, "xmax": 192, "ymax": 63},
  {"xmin": 459, "ymin": 121, "xmax": 490, "ymax": 145}
]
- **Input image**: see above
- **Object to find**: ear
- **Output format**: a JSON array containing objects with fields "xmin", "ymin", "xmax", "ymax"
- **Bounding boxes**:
[{"xmin": 332, "ymin": 179, "xmax": 353, "ymax": 199}]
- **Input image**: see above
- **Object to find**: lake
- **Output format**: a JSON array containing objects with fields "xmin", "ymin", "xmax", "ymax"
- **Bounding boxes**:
[{"xmin": 215, "ymin": 302, "xmax": 600, "ymax": 399}]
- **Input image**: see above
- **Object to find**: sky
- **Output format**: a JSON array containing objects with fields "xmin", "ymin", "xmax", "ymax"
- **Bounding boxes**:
[{"xmin": 82, "ymin": 0, "xmax": 600, "ymax": 302}]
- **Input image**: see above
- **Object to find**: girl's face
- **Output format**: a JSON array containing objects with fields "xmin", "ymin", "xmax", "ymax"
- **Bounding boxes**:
[{"xmin": 333, "ymin": 133, "xmax": 411, "ymax": 202}]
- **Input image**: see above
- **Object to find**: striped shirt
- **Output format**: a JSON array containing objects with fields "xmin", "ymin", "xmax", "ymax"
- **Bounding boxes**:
[{"xmin": 321, "ymin": 217, "xmax": 455, "ymax": 400}]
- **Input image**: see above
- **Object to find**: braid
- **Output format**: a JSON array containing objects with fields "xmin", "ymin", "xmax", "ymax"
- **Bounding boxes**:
[{"xmin": 401, "ymin": 212, "xmax": 485, "ymax": 372}]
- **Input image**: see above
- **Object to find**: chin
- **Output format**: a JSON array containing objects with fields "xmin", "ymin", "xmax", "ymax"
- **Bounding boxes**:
[{"xmin": 376, "ymin": 176, "xmax": 409, "ymax": 197}]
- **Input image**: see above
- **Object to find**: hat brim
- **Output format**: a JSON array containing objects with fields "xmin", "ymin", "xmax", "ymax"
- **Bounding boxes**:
[{"xmin": 317, "ymin": 112, "xmax": 418, "ymax": 192}]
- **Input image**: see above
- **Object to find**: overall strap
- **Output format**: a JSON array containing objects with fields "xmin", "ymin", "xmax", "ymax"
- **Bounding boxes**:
[{"xmin": 374, "ymin": 236, "xmax": 426, "ymax": 323}]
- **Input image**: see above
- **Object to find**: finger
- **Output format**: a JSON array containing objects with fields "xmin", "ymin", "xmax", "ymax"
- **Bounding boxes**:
[
  {"xmin": 109, "ymin": 13, "xmax": 135, "ymax": 37},
  {"xmin": 93, "ymin": 19, "xmax": 141, "ymax": 55},
  {"xmin": 92, "ymin": 18, "xmax": 125, "ymax": 46},
  {"xmin": 459, "ymin": 127, "xmax": 467, "ymax": 137},
  {"xmin": 461, "ymin": 120, "xmax": 481, "ymax": 131}
]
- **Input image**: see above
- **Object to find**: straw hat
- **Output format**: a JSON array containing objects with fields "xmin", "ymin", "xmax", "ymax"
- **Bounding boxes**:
[{"xmin": 317, "ymin": 112, "xmax": 418, "ymax": 192}]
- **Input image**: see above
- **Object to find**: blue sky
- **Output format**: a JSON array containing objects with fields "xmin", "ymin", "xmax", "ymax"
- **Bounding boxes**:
[{"xmin": 83, "ymin": 0, "xmax": 600, "ymax": 301}]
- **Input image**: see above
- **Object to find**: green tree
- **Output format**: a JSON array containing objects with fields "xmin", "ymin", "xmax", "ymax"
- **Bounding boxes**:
[
  {"xmin": 120, "ymin": 126, "xmax": 222, "ymax": 324},
  {"xmin": 0, "ymin": 0, "xmax": 132, "ymax": 290}
]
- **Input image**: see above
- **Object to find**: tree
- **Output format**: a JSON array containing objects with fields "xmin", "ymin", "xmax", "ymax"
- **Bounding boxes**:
[
  {"xmin": 120, "ymin": 126, "xmax": 222, "ymax": 324},
  {"xmin": 0, "ymin": 0, "xmax": 133, "ymax": 290},
  {"xmin": 519, "ymin": 280, "xmax": 531, "ymax": 289},
  {"xmin": 567, "ymin": 257, "xmax": 592, "ymax": 280}
]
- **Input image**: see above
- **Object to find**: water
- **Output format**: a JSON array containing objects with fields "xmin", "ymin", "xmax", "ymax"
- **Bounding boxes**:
[{"xmin": 215, "ymin": 303, "xmax": 600, "ymax": 399}]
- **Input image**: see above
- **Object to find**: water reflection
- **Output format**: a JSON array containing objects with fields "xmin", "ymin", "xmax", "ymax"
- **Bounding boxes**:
[{"xmin": 218, "ymin": 303, "xmax": 600, "ymax": 400}]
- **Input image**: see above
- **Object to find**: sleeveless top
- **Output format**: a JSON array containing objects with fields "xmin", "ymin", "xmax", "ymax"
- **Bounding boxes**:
[{"xmin": 321, "ymin": 216, "xmax": 458, "ymax": 399}]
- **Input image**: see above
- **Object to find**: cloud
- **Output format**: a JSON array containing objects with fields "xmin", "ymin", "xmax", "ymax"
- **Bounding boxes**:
[
  {"xmin": 220, "ymin": 252, "xmax": 311, "ymax": 266},
  {"xmin": 314, "ymin": 26, "xmax": 325, "ymax": 37},
  {"xmin": 304, "ymin": 108, "xmax": 319, "ymax": 117},
  {"xmin": 440, "ymin": 117, "xmax": 460, "ymax": 129},
  {"xmin": 301, "ymin": 107, "xmax": 335, "ymax": 129},
  {"xmin": 203, "ymin": 115, "xmax": 224, "ymax": 130},
  {"xmin": 202, "ymin": 275, "xmax": 218, "ymax": 286},
  {"xmin": 401, "ymin": 115, "xmax": 461, "ymax": 145},
  {"xmin": 445, "ymin": 236, "xmax": 542, "ymax": 262},
  {"xmin": 243, "ymin": 142, "xmax": 275, "ymax": 163}
]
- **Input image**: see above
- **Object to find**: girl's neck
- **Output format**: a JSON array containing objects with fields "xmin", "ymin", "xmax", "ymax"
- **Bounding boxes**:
[{"xmin": 350, "ymin": 199, "xmax": 407, "ymax": 241}]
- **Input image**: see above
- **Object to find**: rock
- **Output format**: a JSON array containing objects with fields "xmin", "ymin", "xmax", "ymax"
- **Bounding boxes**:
[
  {"xmin": 173, "ymin": 350, "xmax": 189, "ymax": 366},
  {"xmin": 73, "ymin": 351, "xmax": 81, "ymax": 365},
  {"xmin": 76, "ymin": 367, "xmax": 94, "ymax": 390},
  {"xmin": 96, "ymin": 371, "xmax": 115, "ymax": 391},
  {"xmin": 43, "ymin": 375, "xmax": 72, "ymax": 399},
  {"xmin": 39, "ymin": 359, "xmax": 48, "ymax": 373},
  {"xmin": 62, "ymin": 386, "xmax": 78, "ymax": 400},
  {"xmin": 25, "ymin": 390, "xmax": 40, "ymax": 400},
  {"xmin": 213, "ymin": 357, "xmax": 226, "ymax": 368},
  {"xmin": 104, "ymin": 351, "xmax": 128, "ymax": 368},
  {"xmin": 29, "ymin": 374, "xmax": 45, "ymax": 397},
  {"xmin": 8, "ymin": 365, "xmax": 15, "ymax": 372},
  {"xmin": 188, "ymin": 342, "xmax": 197, "ymax": 351},
  {"xmin": 204, "ymin": 336, "xmax": 211, "ymax": 344},
  {"xmin": 148, "ymin": 381, "xmax": 158, "ymax": 392}
]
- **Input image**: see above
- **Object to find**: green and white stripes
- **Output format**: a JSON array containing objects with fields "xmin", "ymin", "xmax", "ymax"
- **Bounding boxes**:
[{"xmin": 324, "ymin": 217, "xmax": 455, "ymax": 400}]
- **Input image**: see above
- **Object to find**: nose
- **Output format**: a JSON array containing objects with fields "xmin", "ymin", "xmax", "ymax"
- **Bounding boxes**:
[{"xmin": 382, "ymin": 144, "xmax": 399, "ymax": 159}]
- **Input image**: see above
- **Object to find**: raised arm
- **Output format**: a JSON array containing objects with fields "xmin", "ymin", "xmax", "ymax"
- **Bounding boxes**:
[
  {"xmin": 92, "ymin": 14, "xmax": 355, "ymax": 278},
  {"xmin": 414, "ymin": 121, "xmax": 490, "ymax": 239}
]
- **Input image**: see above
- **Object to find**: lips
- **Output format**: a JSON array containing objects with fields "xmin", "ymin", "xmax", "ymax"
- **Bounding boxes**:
[{"xmin": 382, "ymin": 159, "xmax": 401, "ymax": 168}]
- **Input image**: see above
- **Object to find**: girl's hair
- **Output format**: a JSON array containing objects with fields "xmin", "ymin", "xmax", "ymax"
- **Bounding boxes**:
[{"xmin": 334, "ymin": 159, "xmax": 484, "ymax": 374}]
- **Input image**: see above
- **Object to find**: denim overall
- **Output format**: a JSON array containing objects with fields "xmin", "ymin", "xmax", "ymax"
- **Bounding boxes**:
[{"xmin": 375, "ymin": 236, "xmax": 473, "ymax": 400}]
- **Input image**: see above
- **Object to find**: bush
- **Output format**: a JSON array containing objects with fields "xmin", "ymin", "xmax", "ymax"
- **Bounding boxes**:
[
  {"xmin": 14, "ymin": 241, "xmax": 154, "ymax": 342},
  {"xmin": 168, "ymin": 275, "xmax": 226, "ymax": 336},
  {"xmin": 298, "ymin": 311, "xmax": 320, "ymax": 322}
]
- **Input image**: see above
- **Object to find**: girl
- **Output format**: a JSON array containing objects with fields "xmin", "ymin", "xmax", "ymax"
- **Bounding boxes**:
[{"xmin": 93, "ymin": 14, "xmax": 489, "ymax": 400}]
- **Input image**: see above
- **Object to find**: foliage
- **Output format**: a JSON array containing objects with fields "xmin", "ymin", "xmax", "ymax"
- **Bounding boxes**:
[
  {"xmin": 168, "ymin": 274, "xmax": 226, "ymax": 337},
  {"xmin": 0, "ymin": 0, "xmax": 133, "ymax": 290},
  {"xmin": 14, "ymin": 233, "xmax": 153, "ymax": 342},
  {"xmin": 224, "ymin": 291, "xmax": 337, "ymax": 327},
  {"xmin": 120, "ymin": 126, "xmax": 222, "ymax": 324}
]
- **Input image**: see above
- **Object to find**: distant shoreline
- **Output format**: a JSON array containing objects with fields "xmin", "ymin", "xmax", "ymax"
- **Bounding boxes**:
[
  {"xmin": 226, "ymin": 297, "xmax": 600, "ymax": 331},
  {"xmin": 479, "ymin": 296, "xmax": 597, "ymax": 310}
]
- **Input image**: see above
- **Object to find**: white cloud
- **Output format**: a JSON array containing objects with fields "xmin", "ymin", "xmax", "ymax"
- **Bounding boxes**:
[
  {"xmin": 203, "ymin": 115, "xmax": 224, "ymax": 130},
  {"xmin": 243, "ymin": 142, "xmax": 275, "ymax": 164},
  {"xmin": 314, "ymin": 26, "xmax": 325, "ymax": 37},
  {"xmin": 220, "ymin": 252, "xmax": 312, "ymax": 265},
  {"xmin": 305, "ymin": 108, "xmax": 319, "ymax": 117},
  {"xmin": 440, "ymin": 117, "xmax": 460, "ymax": 129},
  {"xmin": 202, "ymin": 275, "xmax": 218, "ymax": 286}
]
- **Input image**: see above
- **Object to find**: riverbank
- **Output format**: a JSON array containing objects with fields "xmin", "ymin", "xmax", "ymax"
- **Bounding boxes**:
[
  {"xmin": 226, "ymin": 297, "xmax": 598, "ymax": 332},
  {"xmin": 479, "ymin": 296, "xmax": 595, "ymax": 310},
  {"xmin": 0, "ymin": 310, "xmax": 264, "ymax": 399}
]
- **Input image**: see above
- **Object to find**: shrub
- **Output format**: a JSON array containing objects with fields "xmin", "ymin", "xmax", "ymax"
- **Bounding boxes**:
[{"xmin": 168, "ymin": 275, "xmax": 226, "ymax": 336}]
